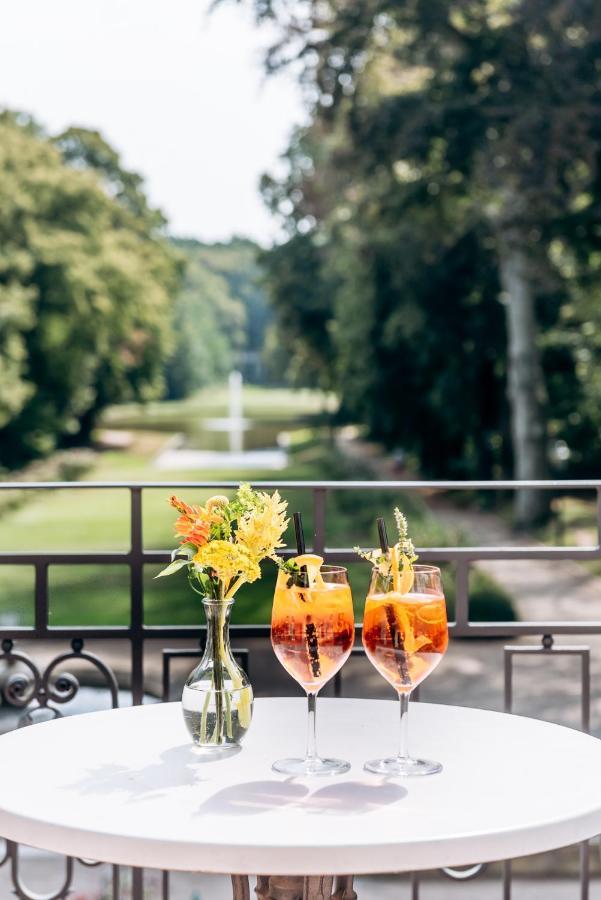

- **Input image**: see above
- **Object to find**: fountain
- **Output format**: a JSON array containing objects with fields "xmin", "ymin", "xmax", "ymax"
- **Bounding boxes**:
[
  {"xmin": 228, "ymin": 371, "xmax": 244, "ymax": 454},
  {"xmin": 155, "ymin": 372, "xmax": 288, "ymax": 471},
  {"xmin": 200, "ymin": 370, "xmax": 250, "ymax": 451}
]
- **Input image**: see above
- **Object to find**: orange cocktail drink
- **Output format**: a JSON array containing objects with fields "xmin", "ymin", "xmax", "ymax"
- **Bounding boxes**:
[
  {"xmin": 272, "ymin": 575, "xmax": 355, "ymax": 693},
  {"xmin": 271, "ymin": 554, "xmax": 355, "ymax": 776},
  {"xmin": 363, "ymin": 590, "xmax": 448, "ymax": 692},
  {"xmin": 358, "ymin": 512, "xmax": 449, "ymax": 777}
]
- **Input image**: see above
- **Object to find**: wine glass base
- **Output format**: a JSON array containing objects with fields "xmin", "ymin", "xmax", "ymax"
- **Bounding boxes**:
[
  {"xmin": 272, "ymin": 756, "xmax": 351, "ymax": 776},
  {"xmin": 364, "ymin": 756, "xmax": 442, "ymax": 777}
]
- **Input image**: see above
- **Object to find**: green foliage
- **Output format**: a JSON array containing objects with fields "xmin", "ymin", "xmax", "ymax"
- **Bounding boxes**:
[
  {"xmin": 165, "ymin": 243, "xmax": 242, "ymax": 398},
  {"xmin": 165, "ymin": 238, "xmax": 271, "ymax": 398},
  {"xmin": 260, "ymin": 125, "xmax": 509, "ymax": 475},
  {"xmin": 468, "ymin": 569, "xmax": 517, "ymax": 624},
  {"xmin": 197, "ymin": 239, "xmax": 271, "ymax": 376},
  {"xmin": 440, "ymin": 567, "xmax": 516, "ymax": 624},
  {"xmin": 244, "ymin": 0, "xmax": 601, "ymax": 480},
  {"xmin": 53, "ymin": 127, "xmax": 167, "ymax": 230},
  {"xmin": 259, "ymin": 231, "xmax": 336, "ymax": 389},
  {"xmin": 0, "ymin": 113, "xmax": 179, "ymax": 468}
]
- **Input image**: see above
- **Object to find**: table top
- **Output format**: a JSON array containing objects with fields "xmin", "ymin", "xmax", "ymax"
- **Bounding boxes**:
[{"xmin": 0, "ymin": 698, "xmax": 600, "ymax": 875}]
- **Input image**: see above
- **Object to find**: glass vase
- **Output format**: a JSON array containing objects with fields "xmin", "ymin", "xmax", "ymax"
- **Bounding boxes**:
[{"xmin": 181, "ymin": 597, "xmax": 253, "ymax": 754}]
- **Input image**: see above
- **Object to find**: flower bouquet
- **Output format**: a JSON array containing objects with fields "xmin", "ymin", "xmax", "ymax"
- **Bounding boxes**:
[{"xmin": 157, "ymin": 484, "xmax": 288, "ymax": 752}]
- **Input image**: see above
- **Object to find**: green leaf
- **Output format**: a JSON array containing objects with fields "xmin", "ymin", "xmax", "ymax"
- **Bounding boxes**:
[
  {"xmin": 154, "ymin": 558, "xmax": 189, "ymax": 579},
  {"xmin": 171, "ymin": 544, "xmax": 194, "ymax": 562}
]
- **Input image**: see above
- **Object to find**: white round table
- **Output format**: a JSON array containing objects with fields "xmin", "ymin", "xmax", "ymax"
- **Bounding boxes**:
[{"xmin": 0, "ymin": 698, "xmax": 600, "ymax": 898}]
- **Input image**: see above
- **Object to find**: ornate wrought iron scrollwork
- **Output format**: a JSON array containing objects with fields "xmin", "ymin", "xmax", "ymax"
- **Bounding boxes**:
[
  {"xmin": 1, "ymin": 641, "xmax": 42, "ymax": 710},
  {"xmin": 0, "ymin": 637, "xmax": 119, "ymax": 724},
  {"xmin": 0, "ymin": 639, "xmax": 121, "ymax": 898}
]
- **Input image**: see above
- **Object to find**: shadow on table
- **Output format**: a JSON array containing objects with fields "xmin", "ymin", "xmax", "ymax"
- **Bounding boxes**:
[
  {"xmin": 303, "ymin": 781, "xmax": 408, "ymax": 815},
  {"xmin": 66, "ymin": 743, "xmax": 214, "ymax": 801},
  {"xmin": 196, "ymin": 780, "xmax": 407, "ymax": 817},
  {"xmin": 67, "ymin": 744, "xmax": 408, "ymax": 817}
]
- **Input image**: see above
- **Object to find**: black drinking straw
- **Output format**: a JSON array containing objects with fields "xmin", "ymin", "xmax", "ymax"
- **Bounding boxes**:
[
  {"xmin": 376, "ymin": 516, "xmax": 411, "ymax": 686},
  {"xmin": 293, "ymin": 511, "xmax": 308, "ymax": 588},
  {"xmin": 293, "ymin": 511, "xmax": 306, "ymax": 555},
  {"xmin": 294, "ymin": 511, "xmax": 321, "ymax": 678},
  {"xmin": 376, "ymin": 516, "xmax": 389, "ymax": 555}
]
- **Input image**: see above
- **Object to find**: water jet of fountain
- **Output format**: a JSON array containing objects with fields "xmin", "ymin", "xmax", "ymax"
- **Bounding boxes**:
[{"xmin": 228, "ymin": 371, "xmax": 244, "ymax": 454}]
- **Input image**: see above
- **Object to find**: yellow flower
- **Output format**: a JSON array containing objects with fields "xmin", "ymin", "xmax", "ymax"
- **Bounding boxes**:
[
  {"xmin": 193, "ymin": 540, "xmax": 261, "ymax": 585},
  {"xmin": 205, "ymin": 495, "xmax": 230, "ymax": 517},
  {"xmin": 235, "ymin": 490, "xmax": 288, "ymax": 561}
]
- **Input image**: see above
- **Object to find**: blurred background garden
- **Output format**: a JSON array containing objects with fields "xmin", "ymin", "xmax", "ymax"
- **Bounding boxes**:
[{"xmin": 2, "ymin": 0, "xmax": 601, "ymax": 630}]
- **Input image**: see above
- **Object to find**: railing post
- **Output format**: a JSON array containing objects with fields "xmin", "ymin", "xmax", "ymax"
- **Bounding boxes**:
[
  {"xmin": 504, "ymin": 646, "xmax": 513, "ymax": 713},
  {"xmin": 410, "ymin": 871, "xmax": 420, "ymax": 899},
  {"xmin": 112, "ymin": 864, "xmax": 120, "ymax": 900},
  {"xmin": 453, "ymin": 559, "xmax": 469, "ymax": 635},
  {"xmin": 132, "ymin": 866, "xmax": 144, "ymax": 900},
  {"xmin": 313, "ymin": 488, "xmax": 327, "ymax": 556},
  {"xmin": 34, "ymin": 561, "xmax": 49, "ymax": 637},
  {"xmin": 582, "ymin": 649, "xmax": 590, "ymax": 734},
  {"xmin": 130, "ymin": 487, "xmax": 144, "ymax": 706},
  {"xmin": 580, "ymin": 840, "xmax": 590, "ymax": 900},
  {"xmin": 503, "ymin": 859, "xmax": 512, "ymax": 900}
]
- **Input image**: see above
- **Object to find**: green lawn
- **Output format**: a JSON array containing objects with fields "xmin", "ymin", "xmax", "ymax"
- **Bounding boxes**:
[{"xmin": 0, "ymin": 385, "xmax": 513, "ymax": 627}]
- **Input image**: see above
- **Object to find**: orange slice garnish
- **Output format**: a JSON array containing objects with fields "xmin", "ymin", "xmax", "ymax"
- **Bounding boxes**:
[
  {"xmin": 276, "ymin": 553, "xmax": 326, "ymax": 594},
  {"xmin": 291, "ymin": 553, "xmax": 325, "ymax": 588},
  {"xmin": 416, "ymin": 604, "xmax": 445, "ymax": 626}
]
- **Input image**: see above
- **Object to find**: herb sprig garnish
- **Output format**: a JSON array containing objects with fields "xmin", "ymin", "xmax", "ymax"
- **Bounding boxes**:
[
  {"xmin": 355, "ymin": 507, "xmax": 418, "ymax": 593},
  {"xmin": 275, "ymin": 556, "xmax": 306, "ymax": 588}
]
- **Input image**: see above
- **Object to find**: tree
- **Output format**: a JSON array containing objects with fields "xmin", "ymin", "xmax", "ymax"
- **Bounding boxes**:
[
  {"xmin": 0, "ymin": 113, "xmax": 179, "ymax": 468},
  {"xmin": 191, "ymin": 238, "xmax": 270, "ymax": 383},
  {"xmin": 199, "ymin": 237, "xmax": 273, "ymax": 382},
  {"xmin": 164, "ymin": 238, "xmax": 272, "ymax": 399},
  {"xmin": 258, "ymin": 232, "xmax": 336, "ymax": 390},
  {"xmin": 240, "ymin": 0, "xmax": 601, "ymax": 524},
  {"xmin": 165, "ymin": 240, "xmax": 245, "ymax": 399}
]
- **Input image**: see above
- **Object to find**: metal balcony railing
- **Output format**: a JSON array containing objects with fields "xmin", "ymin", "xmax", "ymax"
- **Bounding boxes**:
[{"xmin": 0, "ymin": 479, "xmax": 599, "ymax": 900}]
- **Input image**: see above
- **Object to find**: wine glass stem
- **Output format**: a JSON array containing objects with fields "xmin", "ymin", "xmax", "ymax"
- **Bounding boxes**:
[
  {"xmin": 399, "ymin": 691, "xmax": 410, "ymax": 761},
  {"xmin": 306, "ymin": 692, "xmax": 318, "ymax": 762}
]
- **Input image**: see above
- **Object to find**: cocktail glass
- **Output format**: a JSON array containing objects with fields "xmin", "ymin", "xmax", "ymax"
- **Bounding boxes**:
[
  {"xmin": 271, "ymin": 563, "xmax": 354, "ymax": 775},
  {"xmin": 363, "ymin": 564, "xmax": 448, "ymax": 776}
]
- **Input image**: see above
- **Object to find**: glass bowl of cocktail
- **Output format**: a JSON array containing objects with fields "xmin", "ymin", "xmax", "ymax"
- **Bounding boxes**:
[
  {"xmin": 358, "ymin": 512, "xmax": 448, "ymax": 776},
  {"xmin": 271, "ymin": 540, "xmax": 355, "ymax": 775}
]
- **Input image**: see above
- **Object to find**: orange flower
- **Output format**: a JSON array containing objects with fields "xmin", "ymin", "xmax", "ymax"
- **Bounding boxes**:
[
  {"xmin": 170, "ymin": 496, "xmax": 209, "ymax": 547},
  {"xmin": 180, "ymin": 519, "xmax": 211, "ymax": 547},
  {"xmin": 169, "ymin": 495, "xmax": 200, "ymax": 517},
  {"xmin": 175, "ymin": 516, "xmax": 211, "ymax": 547}
]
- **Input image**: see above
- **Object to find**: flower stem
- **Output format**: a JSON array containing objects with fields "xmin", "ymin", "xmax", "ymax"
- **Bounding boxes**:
[{"xmin": 225, "ymin": 575, "xmax": 246, "ymax": 600}]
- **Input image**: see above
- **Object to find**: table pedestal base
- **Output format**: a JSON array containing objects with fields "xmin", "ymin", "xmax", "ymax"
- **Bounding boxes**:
[{"xmin": 231, "ymin": 875, "xmax": 356, "ymax": 899}]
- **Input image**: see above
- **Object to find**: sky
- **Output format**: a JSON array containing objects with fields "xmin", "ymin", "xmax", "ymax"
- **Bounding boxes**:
[{"xmin": 0, "ymin": 0, "xmax": 305, "ymax": 244}]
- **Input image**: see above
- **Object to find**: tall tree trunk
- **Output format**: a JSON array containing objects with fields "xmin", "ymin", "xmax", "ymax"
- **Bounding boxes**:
[{"xmin": 497, "ymin": 232, "xmax": 549, "ymax": 527}]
